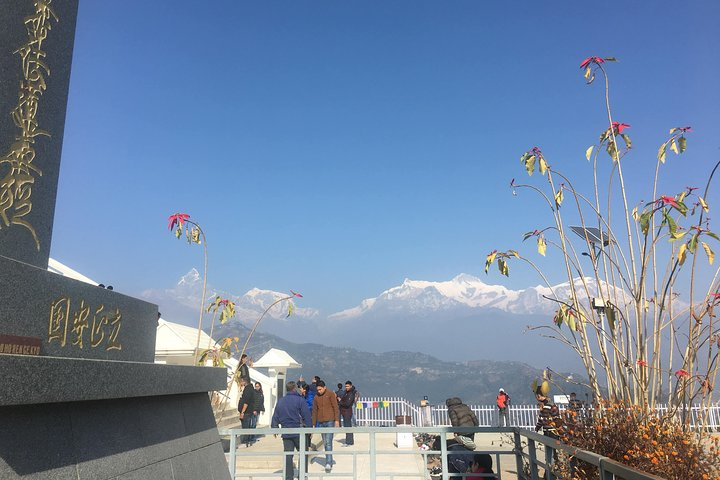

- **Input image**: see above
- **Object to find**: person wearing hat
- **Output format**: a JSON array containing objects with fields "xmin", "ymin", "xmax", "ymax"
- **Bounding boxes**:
[{"xmin": 496, "ymin": 388, "xmax": 511, "ymax": 427}]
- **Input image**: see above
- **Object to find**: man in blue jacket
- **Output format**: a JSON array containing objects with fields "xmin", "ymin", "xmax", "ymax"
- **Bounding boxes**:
[{"xmin": 272, "ymin": 381, "xmax": 312, "ymax": 480}]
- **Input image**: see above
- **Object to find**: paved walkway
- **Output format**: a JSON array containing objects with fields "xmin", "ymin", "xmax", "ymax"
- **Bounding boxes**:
[{"xmin": 227, "ymin": 431, "xmax": 524, "ymax": 479}]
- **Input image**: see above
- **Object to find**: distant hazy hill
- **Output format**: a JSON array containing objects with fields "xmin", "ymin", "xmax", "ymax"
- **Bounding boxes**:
[{"xmin": 216, "ymin": 323, "xmax": 588, "ymax": 405}]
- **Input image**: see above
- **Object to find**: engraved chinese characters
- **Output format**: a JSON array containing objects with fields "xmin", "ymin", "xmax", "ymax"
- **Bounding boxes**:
[
  {"xmin": 49, "ymin": 297, "xmax": 123, "ymax": 351},
  {"xmin": 0, "ymin": 1, "xmax": 57, "ymax": 251}
]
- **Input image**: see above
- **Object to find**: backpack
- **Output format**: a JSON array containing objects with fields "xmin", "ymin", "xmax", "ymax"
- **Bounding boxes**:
[{"xmin": 496, "ymin": 393, "xmax": 507, "ymax": 409}]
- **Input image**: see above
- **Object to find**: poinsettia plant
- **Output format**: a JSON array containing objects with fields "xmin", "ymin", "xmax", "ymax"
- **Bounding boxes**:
[
  {"xmin": 167, "ymin": 212, "xmax": 208, "ymax": 363},
  {"xmin": 212, "ymin": 290, "xmax": 304, "ymax": 417},
  {"xmin": 485, "ymin": 56, "xmax": 720, "ymax": 426}
]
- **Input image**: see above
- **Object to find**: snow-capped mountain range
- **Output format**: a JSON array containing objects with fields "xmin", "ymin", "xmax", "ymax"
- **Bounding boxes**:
[
  {"xmin": 141, "ymin": 268, "xmax": 319, "ymax": 323},
  {"xmin": 145, "ymin": 269, "xmax": 614, "ymax": 325},
  {"xmin": 143, "ymin": 269, "xmax": 617, "ymax": 366},
  {"xmin": 329, "ymin": 273, "xmax": 607, "ymax": 320}
]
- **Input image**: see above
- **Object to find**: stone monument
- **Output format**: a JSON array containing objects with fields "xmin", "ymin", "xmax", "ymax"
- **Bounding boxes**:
[{"xmin": 0, "ymin": 2, "xmax": 231, "ymax": 479}]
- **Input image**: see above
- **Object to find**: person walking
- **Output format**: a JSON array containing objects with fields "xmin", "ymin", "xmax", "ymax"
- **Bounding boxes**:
[
  {"xmin": 496, "ymin": 388, "xmax": 511, "ymax": 427},
  {"xmin": 237, "ymin": 377, "xmax": 255, "ymax": 446},
  {"xmin": 271, "ymin": 381, "xmax": 312, "ymax": 480},
  {"xmin": 312, "ymin": 380, "xmax": 340, "ymax": 473},
  {"xmin": 338, "ymin": 380, "xmax": 359, "ymax": 446}
]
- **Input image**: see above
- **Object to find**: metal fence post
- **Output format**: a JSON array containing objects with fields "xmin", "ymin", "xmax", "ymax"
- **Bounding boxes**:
[
  {"xmin": 599, "ymin": 458, "xmax": 613, "ymax": 480},
  {"xmin": 528, "ymin": 438, "xmax": 539, "ymax": 480},
  {"xmin": 440, "ymin": 435, "xmax": 449, "ymax": 480},
  {"xmin": 513, "ymin": 430, "xmax": 525, "ymax": 480},
  {"xmin": 370, "ymin": 429, "xmax": 377, "ymax": 480},
  {"xmin": 544, "ymin": 442, "xmax": 555, "ymax": 480},
  {"xmin": 228, "ymin": 430, "xmax": 236, "ymax": 480},
  {"xmin": 299, "ymin": 432, "xmax": 307, "ymax": 479}
]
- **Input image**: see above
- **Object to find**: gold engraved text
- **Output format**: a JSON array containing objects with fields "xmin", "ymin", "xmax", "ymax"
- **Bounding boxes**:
[
  {"xmin": 0, "ymin": 0, "xmax": 58, "ymax": 250},
  {"xmin": 48, "ymin": 296, "xmax": 123, "ymax": 352}
]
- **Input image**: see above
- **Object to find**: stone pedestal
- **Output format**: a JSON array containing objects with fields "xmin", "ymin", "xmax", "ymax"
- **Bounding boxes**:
[{"xmin": 0, "ymin": 2, "xmax": 231, "ymax": 479}]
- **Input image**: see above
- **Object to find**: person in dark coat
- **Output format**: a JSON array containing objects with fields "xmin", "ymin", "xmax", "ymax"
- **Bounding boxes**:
[
  {"xmin": 249, "ymin": 382, "xmax": 265, "ymax": 442},
  {"xmin": 271, "ymin": 381, "xmax": 312, "ymax": 480},
  {"xmin": 338, "ymin": 381, "xmax": 359, "ymax": 445},
  {"xmin": 447, "ymin": 397, "xmax": 479, "ymax": 440},
  {"xmin": 238, "ymin": 353, "xmax": 252, "ymax": 381},
  {"xmin": 238, "ymin": 377, "xmax": 255, "ymax": 446}
]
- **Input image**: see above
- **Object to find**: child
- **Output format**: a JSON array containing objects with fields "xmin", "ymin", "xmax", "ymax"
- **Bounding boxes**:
[{"xmin": 468, "ymin": 454, "xmax": 497, "ymax": 479}]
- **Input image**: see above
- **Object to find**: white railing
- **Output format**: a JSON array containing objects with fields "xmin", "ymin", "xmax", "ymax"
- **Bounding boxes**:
[{"xmin": 354, "ymin": 397, "xmax": 720, "ymax": 430}]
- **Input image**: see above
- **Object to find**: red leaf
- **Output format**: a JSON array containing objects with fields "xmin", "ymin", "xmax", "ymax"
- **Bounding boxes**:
[
  {"xmin": 290, "ymin": 290, "xmax": 303, "ymax": 298},
  {"xmin": 580, "ymin": 56, "xmax": 604, "ymax": 69},
  {"xmin": 611, "ymin": 122, "xmax": 631, "ymax": 134},
  {"xmin": 656, "ymin": 196, "xmax": 680, "ymax": 209},
  {"xmin": 168, "ymin": 213, "xmax": 190, "ymax": 230}
]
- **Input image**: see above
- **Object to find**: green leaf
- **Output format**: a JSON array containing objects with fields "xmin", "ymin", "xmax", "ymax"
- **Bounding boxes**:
[
  {"xmin": 675, "ymin": 200, "xmax": 689, "ymax": 216},
  {"xmin": 658, "ymin": 143, "xmax": 667, "ymax": 163},
  {"xmin": 670, "ymin": 140, "xmax": 679, "ymax": 155},
  {"xmin": 664, "ymin": 211, "xmax": 678, "ymax": 236},
  {"xmin": 497, "ymin": 258, "xmax": 509, "ymax": 277},
  {"xmin": 669, "ymin": 231, "xmax": 687, "ymax": 242},
  {"xmin": 531, "ymin": 379, "xmax": 538, "ymax": 395},
  {"xmin": 688, "ymin": 233, "xmax": 699, "ymax": 254},
  {"xmin": 207, "ymin": 296, "xmax": 221, "ymax": 312},
  {"xmin": 585, "ymin": 146, "xmax": 594, "ymax": 161},
  {"xmin": 522, "ymin": 231, "xmax": 535, "ymax": 241},
  {"xmin": 679, "ymin": 136, "xmax": 687, "ymax": 154},
  {"xmin": 198, "ymin": 350, "xmax": 209, "ymax": 364},
  {"xmin": 639, "ymin": 210, "xmax": 652, "ymax": 235},
  {"xmin": 706, "ymin": 231, "xmax": 719, "ymax": 242},
  {"xmin": 606, "ymin": 307, "xmax": 616, "ymax": 331},
  {"xmin": 604, "ymin": 57, "xmax": 618, "ymax": 62},
  {"xmin": 702, "ymin": 242, "xmax": 715, "ymax": 265},
  {"xmin": 607, "ymin": 140, "xmax": 618, "ymax": 160},
  {"xmin": 621, "ymin": 133, "xmax": 632, "ymax": 149},
  {"xmin": 537, "ymin": 235, "xmax": 547, "ymax": 256}
]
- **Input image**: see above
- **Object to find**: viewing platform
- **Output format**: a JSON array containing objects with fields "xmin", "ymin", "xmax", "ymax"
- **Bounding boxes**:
[
  {"xmin": 223, "ymin": 426, "xmax": 518, "ymax": 479},
  {"xmin": 221, "ymin": 425, "xmax": 664, "ymax": 480}
]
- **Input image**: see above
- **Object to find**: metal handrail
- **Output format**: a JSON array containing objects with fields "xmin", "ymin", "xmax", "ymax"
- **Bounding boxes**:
[
  {"xmin": 354, "ymin": 397, "xmax": 720, "ymax": 430},
  {"xmin": 221, "ymin": 426, "xmax": 663, "ymax": 480}
]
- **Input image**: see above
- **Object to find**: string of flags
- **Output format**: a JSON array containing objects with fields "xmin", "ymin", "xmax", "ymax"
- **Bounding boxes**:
[{"xmin": 355, "ymin": 400, "xmax": 390, "ymax": 410}]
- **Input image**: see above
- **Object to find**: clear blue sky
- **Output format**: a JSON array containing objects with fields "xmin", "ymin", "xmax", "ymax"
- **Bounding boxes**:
[{"xmin": 51, "ymin": 1, "xmax": 720, "ymax": 315}]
